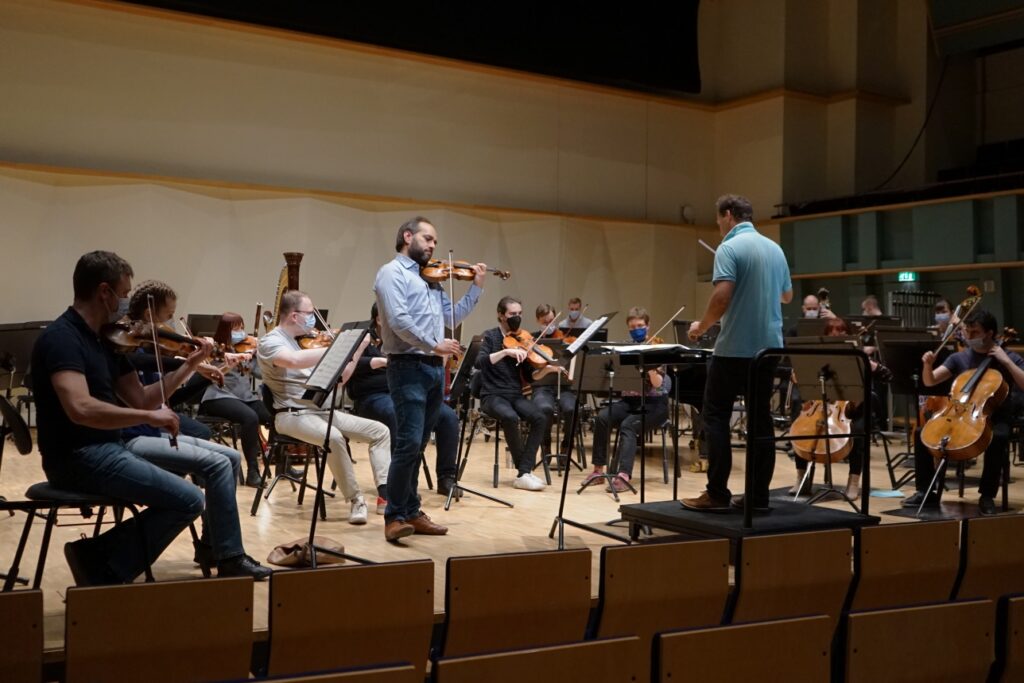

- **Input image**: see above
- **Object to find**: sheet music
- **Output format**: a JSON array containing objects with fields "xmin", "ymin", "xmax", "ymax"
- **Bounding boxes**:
[
  {"xmin": 567, "ymin": 315, "xmax": 611, "ymax": 356},
  {"xmin": 602, "ymin": 343, "xmax": 689, "ymax": 354},
  {"xmin": 306, "ymin": 329, "xmax": 366, "ymax": 392}
]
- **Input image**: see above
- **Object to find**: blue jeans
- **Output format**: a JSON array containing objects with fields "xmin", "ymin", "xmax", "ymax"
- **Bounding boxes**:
[
  {"xmin": 385, "ymin": 358, "xmax": 444, "ymax": 522},
  {"xmin": 354, "ymin": 391, "xmax": 459, "ymax": 480},
  {"xmin": 127, "ymin": 434, "xmax": 244, "ymax": 562},
  {"xmin": 42, "ymin": 441, "xmax": 205, "ymax": 582}
]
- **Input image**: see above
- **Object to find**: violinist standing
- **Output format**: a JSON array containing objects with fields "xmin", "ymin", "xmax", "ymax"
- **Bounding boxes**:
[
  {"xmin": 477, "ymin": 297, "xmax": 553, "ymax": 491},
  {"xmin": 907, "ymin": 309, "xmax": 1024, "ymax": 515},
  {"xmin": 374, "ymin": 217, "xmax": 486, "ymax": 541},
  {"xmin": 31, "ymin": 252, "xmax": 248, "ymax": 585},
  {"xmin": 682, "ymin": 195, "xmax": 792, "ymax": 513}
]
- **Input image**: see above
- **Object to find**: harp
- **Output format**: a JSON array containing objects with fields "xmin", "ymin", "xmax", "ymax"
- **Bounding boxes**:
[{"xmin": 266, "ymin": 252, "xmax": 303, "ymax": 331}]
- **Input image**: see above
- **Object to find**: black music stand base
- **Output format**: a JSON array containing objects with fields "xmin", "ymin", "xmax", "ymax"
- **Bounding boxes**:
[{"xmin": 444, "ymin": 396, "xmax": 512, "ymax": 511}]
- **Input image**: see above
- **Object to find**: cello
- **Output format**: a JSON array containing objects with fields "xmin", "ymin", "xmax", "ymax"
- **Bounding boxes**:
[{"xmin": 920, "ymin": 327, "xmax": 1018, "ymax": 461}]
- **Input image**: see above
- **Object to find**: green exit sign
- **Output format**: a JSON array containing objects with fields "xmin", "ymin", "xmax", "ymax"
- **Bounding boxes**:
[{"xmin": 898, "ymin": 271, "xmax": 918, "ymax": 282}]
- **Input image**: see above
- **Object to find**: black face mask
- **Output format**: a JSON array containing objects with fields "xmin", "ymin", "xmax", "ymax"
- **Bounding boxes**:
[{"xmin": 506, "ymin": 315, "xmax": 522, "ymax": 332}]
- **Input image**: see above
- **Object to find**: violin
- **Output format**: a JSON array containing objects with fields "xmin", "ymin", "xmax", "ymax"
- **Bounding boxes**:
[
  {"xmin": 233, "ymin": 334, "xmax": 258, "ymax": 353},
  {"xmin": 103, "ymin": 320, "xmax": 205, "ymax": 358},
  {"xmin": 920, "ymin": 327, "xmax": 1018, "ymax": 461},
  {"xmin": 789, "ymin": 399, "xmax": 854, "ymax": 463},
  {"xmin": 297, "ymin": 329, "xmax": 339, "ymax": 350},
  {"xmin": 503, "ymin": 329, "xmax": 563, "ymax": 371},
  {"xmin": 420, "ymin": 259, "xmax": 511, "ymax": 283}
]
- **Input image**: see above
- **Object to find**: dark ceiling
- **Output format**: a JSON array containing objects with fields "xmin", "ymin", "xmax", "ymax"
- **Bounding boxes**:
[{"xmin": 123, "ymin": 1, "xmax": 703, "ymax": 96}]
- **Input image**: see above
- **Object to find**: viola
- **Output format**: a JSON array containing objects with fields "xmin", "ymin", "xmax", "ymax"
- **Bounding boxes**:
[
  {"xmin": 789, "ymin": 399, "xmax": 854, "ymax": 463},
  {"xmin": 420, "ymin": 259, "xmax": 511, "ymax": 283},
  {"xmin": 920, "ymin": 327, "xmax": 1018, "ymax": 461}
]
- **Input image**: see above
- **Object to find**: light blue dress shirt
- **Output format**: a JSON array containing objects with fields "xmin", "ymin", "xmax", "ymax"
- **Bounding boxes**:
[
  {"xmin": 711, "ymin": 222, "xmax": 792, "ymax": 358},
  {"xmin": 373, "ymin": 253, "xmax": 482, "ymax": 355}
]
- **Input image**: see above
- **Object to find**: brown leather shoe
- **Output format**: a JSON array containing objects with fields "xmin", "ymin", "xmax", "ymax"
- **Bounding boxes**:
[
  {"xmin": 384, "ymin": 519, "xmax": 415, "ymax": 541},
  {"xmin": 680, "ymin": 491, "xmax": 731, "ymax": 512},
  {"xmin": 407, "ymin": 513, "xmax": 448, "ymax": 535}
]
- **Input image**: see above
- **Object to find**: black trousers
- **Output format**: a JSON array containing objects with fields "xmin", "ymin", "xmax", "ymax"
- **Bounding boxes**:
[
  {"xmin": 703, "ymin": 355, "xmax": 778, "ymax": 502},
  {"xmin": 480, "ymin": 394, "xmax": 547, "ymax": 475},
  {"xmin": 531, "ymin": 386, "xmax": 577, "ymax": 449},
  {"xmin": 591, "ymin": 397, "xmax": 669, "ymax": 477},
  {"xmin": 913, "ymin": 423, "xmax": 1009, "ymax": 498},
  {"xmin": 199, "ymin": 397, "xmax": 272, "ymax": 469}
]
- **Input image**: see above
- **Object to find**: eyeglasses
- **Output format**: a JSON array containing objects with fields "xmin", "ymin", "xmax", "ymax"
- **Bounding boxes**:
[{"xmin": 295, "ymin": 310, "xmax": 315, "ymax": 315}]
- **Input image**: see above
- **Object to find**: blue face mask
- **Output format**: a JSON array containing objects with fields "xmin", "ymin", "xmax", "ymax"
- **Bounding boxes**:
[
  {"xmin": 966, "ymin": 337, "xmax": 988, "ymax": 352},
  {"xmin": 935, "ymin": 313, "xmax": 951, "ymax": 325},
  {"xmin": 230, "ymin": 330, "xmax": 247, "ymax": 344},
  {"xmin": 629, "ymin": 327, "xmax": 647, "ymax": 343},
  {"xmin": 110, "ymin": 297, "xmax": 130, "ymax": 323},
  {"xmin": 303, "ymin": 313, "xmax": 316, "ymax": 331},
  {"xmin": 568, "ymin": 310, "xmax": 580, "ymax": 321}
]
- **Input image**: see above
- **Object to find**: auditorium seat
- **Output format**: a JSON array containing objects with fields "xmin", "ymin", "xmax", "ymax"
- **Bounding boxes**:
[
  {"xmin": 955, "ymin": 515, "xmax": 1024, "ymax": 600},
  {"xmin": 265, "ymin": 560, "xmax": 434, "ymax": 681},
  {"xmin": 995, "ymin": 595, "xmax": 1024, "ymax": 683},
  {"xmin": 258, "ymin": 663, "xmax": 418, "ymax": 682},
  {"xmin": 440, "ymin": 548, "xmax": 591, "ymax": 657},
  {"xmin": 0, "ymin": 589, "xmax": 42, "ymax": 683}
]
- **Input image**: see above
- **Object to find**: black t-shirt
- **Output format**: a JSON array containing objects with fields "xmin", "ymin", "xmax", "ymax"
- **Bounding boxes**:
[
  {"xmin": 941, "ymin": 347, "xmax": 1024, "ymax": 423},
  {"xmin": 347, "ymin": 343, "xmax": 390, "ymax": 401},
  {"xmin": 476, "ymin": 327, "xmax": 530, "ymax": 399},
  {"xmin": 31, "ymin": 307, "xmax": 133, "ymax": 467}
]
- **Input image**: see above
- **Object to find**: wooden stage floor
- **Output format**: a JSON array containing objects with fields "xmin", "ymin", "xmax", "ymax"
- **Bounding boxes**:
[{"xmin": 2, "ymin": 425, "xmax": 1021, "ymax": 652}]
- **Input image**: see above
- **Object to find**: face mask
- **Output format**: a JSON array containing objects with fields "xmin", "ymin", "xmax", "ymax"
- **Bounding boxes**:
[
  {"xmin": 230, "ymin": 330, "xmax": 247, "ymax": 344},
  {"xmin": 110, "ymin": 296, "xmax": 130, "ymax": 323},
  {"xmin": 568, "ymin": 310, "xmax": 581, "ymax": 321},
  {"xmin": 966, "ymin": 337, "xmax": 988, "ymax": 352},
  {"xmin": 540, "ymin": 322, "xmax": 555, "ymax": 337},
  {"xmin": 804, "ymin": 309, "xmax": 819, "ymax": 319},
  {"xmin": 935, "ymin": 313, "xmax": 951, "ymax": 325},
  {"xmin": 629, "ymin": 327, "xmax": 647, "ymax": 343},
  {"xmin": 506, "ymin": 315, "xmax": 522, "ymax": 332}
]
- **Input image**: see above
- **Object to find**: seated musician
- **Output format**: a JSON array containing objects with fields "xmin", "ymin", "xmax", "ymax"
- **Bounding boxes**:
[
  {"xmin": 120, "ymin": 280, "xmax": 270, "ymax": 579},
  {"xmin": 559, "ymin": 296, "xmax": 592, "ymax": 331},
  {"xmin": 476, "ymin": 296, "xmax": 552, "ymax": 491},
  {"xmin": 257, "ymin": 290, "xmax": 391, "ymax": 523},
  {"xmin": 531, "ymin": 303, "xmax": 577, "ymax": 455},
  {"xmin": 32, "ymin": 251, "xmax": 239, "ymax": 585},
  {"xmin": 349, "ymin": 303, "xmax": 462, "ymax": 497},
  {"xmin": 791, "ymin": 317, "xmax": 884, "ymax": 499},
  {"xmin": 905, "ymin": 308, "xmax": 1024, "ymax": 515},
  {"xmin": 198, "ymin": 311, "xmax": 273, "ymax": 487},
  {"xmin": 861, "ymin": 295, "xmax": 883, "ymax": 317},
  {"xmin": 584, "ymin": 307, "xmax": 671, "ymax": 493}
]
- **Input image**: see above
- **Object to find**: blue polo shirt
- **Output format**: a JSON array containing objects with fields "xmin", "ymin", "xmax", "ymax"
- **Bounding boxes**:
[{"xmin": 711, "ymin": 222, "xmax": 791, "ymax": 358}]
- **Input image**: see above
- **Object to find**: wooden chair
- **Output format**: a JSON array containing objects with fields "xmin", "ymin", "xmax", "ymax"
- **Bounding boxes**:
[
  {"xmin": 434, "ymin": 636, "xmax": 642, "ymax": 683},
  {"xmin": 441, "ymin": 548, "xmax": 591, "ymax": 657},
  {"xmin": 260, "ymin": 664, "xmax": 418, "ymax": 682},
  {"xmin": 848, "ymin": 520, "xmax": 960, "ymax": 611},
  {"xmin": 955, "ymin": 515, "xmax": 1024, "ymax": 600},
  {"xmin": 593, "ymin": 539, "xmax": 729, "ymax": 650},
  {"xmin": 844, "ymin": 599, "xmax": 994, "ymax": 683},
  {"xmin": 266, "ymin": 560, "xmax": 434, "ymax": 681},
  {"xmin": 996, "ymin": 595, "xmax": 1024, "ymax": 683},
  {"xmin": 655, "ymin": 615, "xmax": 831, "ymax": 682},
  {"xmin": 729, "ymin": 529, "xmax": 852, "ymax": 632},
  {"xmin": 64, "ymin": 577, "xmax": 253, "ymax": 683},
  {"xmin": 0, "ymin": 589, "xmax": 42, "ymax": 683}
]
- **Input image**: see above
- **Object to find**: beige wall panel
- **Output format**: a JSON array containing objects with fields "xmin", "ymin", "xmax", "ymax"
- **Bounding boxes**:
[
  {"xmin": 713, "ymin": 99, "xmax": 785, "ymax": 220},
  {"xmin": 782, "ymin": 98, "xmax": 828, "ymax": 204},
  {"xmin": 646, "ymin": 104, "xmax": 717, "ymax": 225},
  {"xmin": 698, "ymin": 0, "xmax": 787, "ymax": 100},
  {"xmin": 826, "ymin": 100, "xmax": 858, "ymax": 198}
]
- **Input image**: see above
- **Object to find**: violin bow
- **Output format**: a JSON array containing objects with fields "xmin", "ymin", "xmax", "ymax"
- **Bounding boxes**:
[
  {"xmin": 647, "ymin": 304, "xmax": 687, "ymax": 344},
  {"xmin": 312, "ymin": 308, "xmax": 336, "ymax": 340},
  {"xmin": 933, "ymin": 294, "xmax": 982, "ymax": 354},
  {"xmin": 146, "ymin": 295, "xmax": 178, "ymax": 450}
]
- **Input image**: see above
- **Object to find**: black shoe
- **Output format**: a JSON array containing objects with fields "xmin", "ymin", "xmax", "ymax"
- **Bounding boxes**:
[
  {"xmin": 275, "ymin": 464, "xmax": 304, "ymax": 480},
  {"xmin": 64, "ymin": 536, "xmax": 119, "ymax": 587},
  {"xmin": 730, "ymin": 495, "xmax": 770, "ymax": 512},
  {"xmin": 245, "ymin": 468, "xmax": 263, "ymax": 488},
  {"xmin": 979, "ymin": 496, "xmax": 997, "ymax": 516},
  {"xmin": 437, "ymin": 476, "xmax": 457, "ymax": 496},
  {"xmin": 218, "ymin": 554, "xmax": 272, "ymax": 580},
  {"xmin": 901, "ymin": 491, "xmax": 940, "ymax": 508}
]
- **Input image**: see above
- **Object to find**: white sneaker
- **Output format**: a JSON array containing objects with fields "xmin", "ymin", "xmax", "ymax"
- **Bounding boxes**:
[
  {"xmin": 513, "ymin": 473, "xmax": 545, "ymax": 491},
  {"xmin": 348, "ymin": 496, "xmax": 369, "ymax": 525}
]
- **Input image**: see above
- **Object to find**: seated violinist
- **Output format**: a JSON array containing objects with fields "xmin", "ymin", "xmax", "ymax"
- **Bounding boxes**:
[
  {"xmin": 583, "ymin": 307, "xmax": 671, "ymax": 493},
  {"xmin": 198, "ymin": 312, "xmax": 272, "ymax": 487},
  {"xmin": 531, "ymin": 303, "xmax": 577, "ymax": 455},
  {"xmin": 791, "ymin": 316, "xmax": 886, "ymax": 499},
  {"xmin": 257, "ymin": 290, "xmax": 391, "ymax": 523},
  {"xmin": 560, "ymin": 297, "xmax": 592, "ymax": 331},
  {"xmin": 906, "ymin": 309, "xmax": 1024, "ymax": 515},
  {"xmin": 476, "ymin": 296, "xmax": 554, "ymax": 491}
]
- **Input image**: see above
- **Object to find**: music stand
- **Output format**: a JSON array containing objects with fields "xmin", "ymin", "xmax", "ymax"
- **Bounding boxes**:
[
  {"xmin": 549, "ymin": 313, "xmax": 634, "ymax": 548},
  {"xmin": 532, "ymin": 340, "xmax": 583, "ymax": 478},
  {"xmin": 301, "ymin": 328, "xmax": 375, "ymax": 567},
  {"xmin": 673, "ymin": 320, "xmax": 720, "ymax": 349},
  {"xmin": 444, "ymin": 336, "xmax": 513, "ymax": 511},
  {"xmin": 787, "ymin": 348, "xmax": 869, "ymax": 512}
]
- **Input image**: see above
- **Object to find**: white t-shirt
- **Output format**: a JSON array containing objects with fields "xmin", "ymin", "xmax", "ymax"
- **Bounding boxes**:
[{"xmin": 257, "ymin": 327, "xmax": 315, "ymax": 410}]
